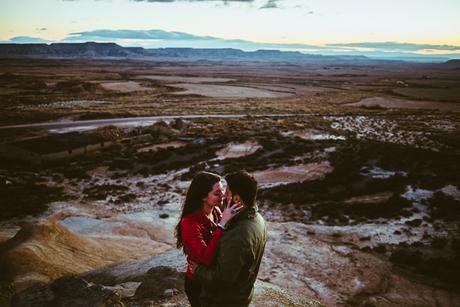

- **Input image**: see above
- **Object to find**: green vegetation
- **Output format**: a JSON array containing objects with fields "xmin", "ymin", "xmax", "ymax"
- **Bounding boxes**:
[{"xmin": 0, "ymin": 181, "xmax": 64, "ymax": 221}]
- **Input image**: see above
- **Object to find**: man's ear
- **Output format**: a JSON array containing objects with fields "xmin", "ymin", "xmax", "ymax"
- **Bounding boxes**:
[{"xmin": 233, "ymin": 195, "xmax": 244, "ymax": 205}]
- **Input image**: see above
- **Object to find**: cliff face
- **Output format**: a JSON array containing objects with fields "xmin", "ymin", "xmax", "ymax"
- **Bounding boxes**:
[
  {"xmin": 0, "ymin": 42, "xmax": 372, "ymax": 63},
  {"xmin": 0, "ymin": 42, "xmax": 142, "ymax": 58}
]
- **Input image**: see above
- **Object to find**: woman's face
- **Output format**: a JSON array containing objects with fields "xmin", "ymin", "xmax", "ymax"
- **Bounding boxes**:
[{"xmin": 203, "ymin": 181, "xmax": 224, "ymax": 207}]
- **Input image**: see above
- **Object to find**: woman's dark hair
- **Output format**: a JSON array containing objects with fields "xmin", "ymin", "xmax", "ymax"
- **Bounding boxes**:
[
  {"xmin": 225, "ymin": 170, "xmax": 258, "ymax": 208},
  {"xmin": 175, "ymin": 171, "xmax": 221, "ymax": 249}
]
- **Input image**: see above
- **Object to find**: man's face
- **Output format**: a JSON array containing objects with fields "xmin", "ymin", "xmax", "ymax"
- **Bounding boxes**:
[{"xmin": 224, "ymin": 187, "xmax": 233, "ymax": 205}]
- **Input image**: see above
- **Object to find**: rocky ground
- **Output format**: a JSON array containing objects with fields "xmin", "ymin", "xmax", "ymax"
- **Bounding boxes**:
[
  {"xmin": 1, "ymin": 115, "xmax": 459, "ymax": 306},
  {"xmin": 1, "ymin": 59, "xmax": 460, "ymax": 306}
]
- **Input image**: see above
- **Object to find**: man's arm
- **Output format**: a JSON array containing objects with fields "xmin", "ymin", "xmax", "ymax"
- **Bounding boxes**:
[{"xmin": 195, "ymin": 238, "xmax": 249, "ymax": 287}]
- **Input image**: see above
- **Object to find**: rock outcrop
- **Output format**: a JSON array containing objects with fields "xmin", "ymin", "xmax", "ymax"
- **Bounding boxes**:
[
  {"xmin": 132, "ymin": 266, "xmax": 185, "ymax": 305},
  {"xmin": 12, "ymin": 276, "xmax": 124, "ymax": 307},
  {"xmin": 260, "ymin": 222, "xmax": 460, "ymax": 306},
  {"xmin": 3, "ymin": 221, "xmax": 460, "ymax": 306},
  {"xmin": 83, "ymin": 249, "xmax": 185, "ymax": 286},
  {"xmin": 0, "ymin": 222, "xmax": 170, "ymax": 292}
]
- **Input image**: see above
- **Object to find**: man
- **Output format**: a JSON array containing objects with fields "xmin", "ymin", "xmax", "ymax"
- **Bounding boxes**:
[{"xmin": 193, "ymin": 170, "xmax": 267, "ymax": 307}]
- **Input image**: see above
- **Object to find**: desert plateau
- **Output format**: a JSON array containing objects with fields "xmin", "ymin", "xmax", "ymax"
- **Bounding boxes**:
[{"xmin": 0, "ymin": 45, "xmax": 459, "ymax": 306}]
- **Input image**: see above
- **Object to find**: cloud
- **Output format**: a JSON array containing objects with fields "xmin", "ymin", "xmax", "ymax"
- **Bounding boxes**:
[
  {"xmin": 66, "ymin": 29, "xmax": 217, "ymax": 41},
  {"xmin": 64, "ymin": 29, "xmax": 318, "ymax": 49},
  {"xmin": 60, "ymin": 0, "xmax": 256, "ymax": 4},
  {"xmin": 4, "ymin": 36, "xmax": 51, "ymax": 43},
  {"xmin": 260, "ymin": 0, "xmax": 279, "ymax": 9},
  {"xmin": 327, "ymin": 42, "xmax": 460, "ymax": 52},
  {"xmin": 36, "ymin": 28, "xmax": 48, "ymax": 31},
  {"xmin": 122, "ymin": 0, "xmax": 255, "ymax": 2}
]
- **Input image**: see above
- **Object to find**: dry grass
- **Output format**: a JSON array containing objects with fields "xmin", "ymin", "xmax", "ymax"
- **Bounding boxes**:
[{"xmin": 1, "ymin": 58, "xmax": 459, "ymax": 128}]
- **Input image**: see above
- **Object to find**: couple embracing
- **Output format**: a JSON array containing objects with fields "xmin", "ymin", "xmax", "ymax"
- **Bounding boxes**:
[{"xmin": 175, "ymin": 170, "xmax": 267, "ymax": 307}]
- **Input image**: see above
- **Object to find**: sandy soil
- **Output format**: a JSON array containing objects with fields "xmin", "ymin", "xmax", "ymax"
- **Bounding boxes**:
[
  {"xmin": 215, "ymin": 140, "xmax": 262, "ymax": 159},
  {"xmin": 99, "ymin": 81, "xmax": 152, "ymax": 93},
  {"xmin": 236, "ymin": 83, "xmax": 297, "ymax": 94},
  {"xmin": 392, "ymin": 87, "xmax": 460, "ymax": 103},
  {"xmin": 135, "ymin": 75, "xmax": 234, "ymax": 83},
  {"xmin": 253, "ymin": 162, "xmax": 334, "ymax": 188},
  {"xmin": 170, "ymin": 83, "xmax": 293, "ymax": 98},
  {"xmin": 347, "ymin": 96, "xmax": 460, "ymax": 111},
  {"xmin": 2, "ymin": 58, "xmax": 460, "ymax": 127}
]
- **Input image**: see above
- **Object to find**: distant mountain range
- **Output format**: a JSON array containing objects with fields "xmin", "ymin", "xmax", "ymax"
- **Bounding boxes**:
[
  {"xmin": 0, "ymin": 42, "xmax": 135, "ymax": 58},
  {"xmin": 3, "ymin": 29, "xmax": 460, "ymax": 62},
  {"xmin": 441, "ymin": 59, "xmax": 460, "ymax": 69},
  {"xmin": 0, "ymin": 42, "xmax": 396, "ymax": 64}
]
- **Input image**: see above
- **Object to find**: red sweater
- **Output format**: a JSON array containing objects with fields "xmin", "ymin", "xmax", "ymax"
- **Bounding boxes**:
[{"xmin": 181, "ymin": 207, "xmax": 223, "ymax": 279}]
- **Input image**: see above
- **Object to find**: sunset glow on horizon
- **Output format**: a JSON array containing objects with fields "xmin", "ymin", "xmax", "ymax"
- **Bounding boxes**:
[{"xmin": 1, "ymin": 0, "xmax": 459, "ymax": 58}]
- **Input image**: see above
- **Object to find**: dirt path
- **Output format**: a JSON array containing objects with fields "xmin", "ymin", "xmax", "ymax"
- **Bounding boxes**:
[
  {"xmin": 347, "ymin": 96, "xmax": 460, "ymax": 111},
  {"xmin": 0, "ymin": 114, "xmax": 301, "ymax": 131}
]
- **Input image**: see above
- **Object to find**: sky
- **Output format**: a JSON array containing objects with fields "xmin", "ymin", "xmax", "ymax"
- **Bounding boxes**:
[{"xmin": 1, "ymin": 0, "xmax": 460, "ymax": 60}]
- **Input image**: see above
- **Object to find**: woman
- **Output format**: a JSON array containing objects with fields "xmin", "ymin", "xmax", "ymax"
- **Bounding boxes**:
[{"xmin": 175, "ymin": 172, "xmax": 242, "ymax": 307}]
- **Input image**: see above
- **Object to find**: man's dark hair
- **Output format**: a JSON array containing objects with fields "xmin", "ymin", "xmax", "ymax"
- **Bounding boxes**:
[{"xmin": 225, "ymin": 170, "xmax": 258, "ymax": 208}]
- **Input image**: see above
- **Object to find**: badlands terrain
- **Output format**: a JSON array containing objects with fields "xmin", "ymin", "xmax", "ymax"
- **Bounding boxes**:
[{"xmin": 0, "ymin": 55, "xmax": 459, "ymax": 306}]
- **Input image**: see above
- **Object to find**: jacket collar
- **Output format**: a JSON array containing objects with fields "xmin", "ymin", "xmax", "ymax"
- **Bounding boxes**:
[
  {"xmin": 189, "ymin": 206, "xmax": 221, "ymax": 226},
  {"xmin": 226, "ymin": 204, "xmax": 258, "ymax": 229}
]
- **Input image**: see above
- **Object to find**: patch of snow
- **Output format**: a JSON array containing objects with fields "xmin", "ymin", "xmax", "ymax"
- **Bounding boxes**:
[
  {"xmin": 402, "ymin": 185, "xmax": 433, "ymax": 202},
  {"xmin": 360, "ymin": 167, "xmax": 407, "ymax": 179},
  {"xmin": 282, "ymin": 129, "xmax": 346, "ymax": 141},
  {"xmin": 325, "ymin": 115, "xmax": 439, "ymax": 150},
  {"xmin": 440, "ymin": 185, "xmax": 460, "ymax": 200}
]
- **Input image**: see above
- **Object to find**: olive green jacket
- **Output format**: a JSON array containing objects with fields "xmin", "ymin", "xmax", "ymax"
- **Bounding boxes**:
[{"xmin": 195, "ymin": 205, "xmax": 267, "ymax": 307}]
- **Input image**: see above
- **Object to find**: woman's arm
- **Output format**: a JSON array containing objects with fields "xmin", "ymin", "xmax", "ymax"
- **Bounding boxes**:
[
  {"xmin": 181, "ymin": 217, "xmax": 223, "ymax": 266},
  {"xmin": 181, "ymin": 202, "xmax": 244, "ymax": 265}
]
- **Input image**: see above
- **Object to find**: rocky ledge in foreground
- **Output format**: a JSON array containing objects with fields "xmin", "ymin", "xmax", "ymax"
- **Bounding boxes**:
[
  {"xmin": 3, "ymin": 221, "xmax": 460, "ymax": 306},
  {"xmin": 12, "ymin": 264, "xmax": 322, "ymax": 307}
]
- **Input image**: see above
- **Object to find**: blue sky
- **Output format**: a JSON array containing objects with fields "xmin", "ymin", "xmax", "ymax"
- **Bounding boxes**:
[{"xmin": 1, "ymin": 0, "xmax": 460, "ymax": 59}]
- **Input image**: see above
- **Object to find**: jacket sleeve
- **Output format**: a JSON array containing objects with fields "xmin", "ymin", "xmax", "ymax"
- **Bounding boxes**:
[
  {"xmin": 195, "ymin": 238, "xmax": 249, "ymax": 286},
  {"xmin": 181, "ymin": 217, "xmax": 223, "ymax": 265}
]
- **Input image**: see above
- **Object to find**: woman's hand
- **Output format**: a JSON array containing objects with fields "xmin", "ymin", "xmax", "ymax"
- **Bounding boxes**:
[
  {"xmin": 189, "ymin": 260, "xmax": 198, "ymax": 273},
  {"xmin": 220, "ymin": 198, "xmax": 244, "ymax": 227}
]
